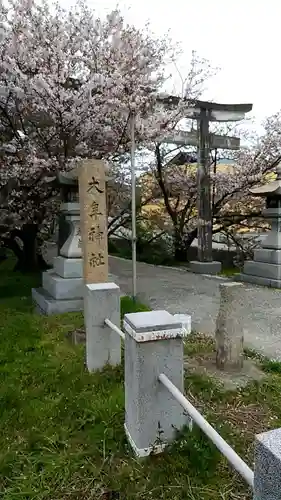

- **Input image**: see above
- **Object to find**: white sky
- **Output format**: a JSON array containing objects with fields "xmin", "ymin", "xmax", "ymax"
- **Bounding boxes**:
[{"xmin": 60, "ymin": 0, "xmax": 281, "ymax": 132}]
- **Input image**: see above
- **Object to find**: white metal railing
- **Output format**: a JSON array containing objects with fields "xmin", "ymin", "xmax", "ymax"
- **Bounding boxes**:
[
  {"xmin": 159, "ymin": 373, "xmax": 254, "ymax": 489},
  {"xmin": 104, "ymin": 318, "xmax": 125, "ymax": 340}
]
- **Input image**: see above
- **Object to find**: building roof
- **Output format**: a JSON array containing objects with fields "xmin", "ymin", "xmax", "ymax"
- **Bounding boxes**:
[{"xmin": 166, "ymin": 152, "xmax": 236, "ymax": 168}]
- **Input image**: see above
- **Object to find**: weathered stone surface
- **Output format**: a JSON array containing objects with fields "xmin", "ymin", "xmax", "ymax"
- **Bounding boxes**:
[
  {"xmin": 215, "ymin": 282, "xmax": 245, "ymax": 371},
  {"xmin": 254, "ymin": 427, "xmax": 281, "ymax": 499},
  {"xmin": 79, "ymin": 160, "xmax": 108, "ymax": 284},
  {"xmin": 189, "ymin": 260, "xmax": 221, "ymax": 275},
  {"xmin": 33, "ymin": 198, "xmax": 84, "ymax": 314},
  {"xmin": 42, "ymin": 270, "xmax": 83, "ymax": 300},
  {"xmin": 123, "ymin": 310, "xmax": 182, "ymax": 341},
  {"xmin": 242, "ymin": 170, "xmax": 281, "ymax": 287},
  {"xmin": 254, "ymin": 248, "xmax": 281, "ymax": 264},
  {"xmin": 54, "ymin": 256, "xmax": 83, "ymax": 279},
  {"xmin": 84, "ymin": 282, "xmax": 121, "ymax": 371},
  {"xmin": 239, "ymin": 273, "xmax": 281, "ymax": 289},
  {"xmin": 244, "ymin": 260, "xmax": 281, "ymax": 280},
  {"xmin": 60, "ymin": 204, "xmax": 82, "ymax": 259},
  {"xmin": 261, "ymin": 222, "xmax": 281, "ymax": 250},
  {"xmin": 32, "ymin": 287, "xmax": 83, "ymax": 315},
  {"xmin": 173, "ymin": 313, "xmax": 192, "ymax": 336},
  {"xmin": 123, "ymin": 310, "xmax": 190, "ymax": 457}
]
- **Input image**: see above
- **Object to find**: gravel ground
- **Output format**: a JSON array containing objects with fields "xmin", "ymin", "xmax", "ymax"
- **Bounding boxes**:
[
  {"xmin": 109, "ymin": 256, "xmax": 281, "ymax": 361},
  {"xmin": 44, "ymin": 243, "xmax": 281, "ymax": 360}
]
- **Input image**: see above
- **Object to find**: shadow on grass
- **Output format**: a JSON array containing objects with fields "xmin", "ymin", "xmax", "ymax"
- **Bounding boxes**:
[
  {"xmin": 0, "ymin": 254, "xmax": 41, "ymax": 310},
  {"xmin": 120, "ymin": 296, "xmax": 150, "ymax": 317}
]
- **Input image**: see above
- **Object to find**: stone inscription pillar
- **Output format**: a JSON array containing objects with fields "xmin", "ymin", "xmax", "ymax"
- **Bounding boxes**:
[{"xmin": 79, "ymin": 159, "xmax": 108, "ymax": 284}]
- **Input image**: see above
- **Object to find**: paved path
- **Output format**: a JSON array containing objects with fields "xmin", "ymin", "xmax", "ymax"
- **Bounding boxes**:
[{"xmin": 109, "ymin": 256, "xmax": 281, "ymax": 361}]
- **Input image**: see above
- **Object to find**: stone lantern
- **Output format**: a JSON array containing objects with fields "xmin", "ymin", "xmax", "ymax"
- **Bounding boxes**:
[
  {"xmin": 57, "ymin": 169, "xmax": 81, "ymax": 262},
  {"xmin": 32, "ymin": 167, "xmax": 84, "ymax": 314},
  {"xmin": 57, "ymin": 170, "xmax": 79, "ymax": 252},
  {"xmin": 240, "ymin": 164, "xmax": 281, "ymax": 288}
]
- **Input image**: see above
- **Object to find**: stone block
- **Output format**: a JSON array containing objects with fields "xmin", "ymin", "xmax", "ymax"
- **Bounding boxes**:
[
  {"xmin": 84, "ymin": 282, "xmax": 121, "ymax": 371},
  {"xmin": 261, "ymin": 230, "xmax": 281, "ymax": 250},
  {"xmin": 215, "ymin": 282, "xmax": 244, "ymax": 370},
  {"xmin": 254, "ymin": 248, "xmax": 281, "ymax": 265},
  {"xmin": 42, "ymin": 270, "xmax": 83, "ymax": 300},
  {"xmin": 61, "ymin": 201, "xmax": 80, "ymax": 213},
  {"xmin": 53, "ymin": 256, "xmax": 118, "ymax": 283},
  {"xmin": 32, "ymin": 287, "xmax": 83, "ymax": 315},
  {"xmin": 173, "ymin": 313, "xmax": 192, "ymax": 335},
  {"xmin": 189, "ymin": 260, "xmax": 222, "ymax": 275},
  {"xmin": 108, "ymin": 273, "xmax": 118, "ymax": 283},
  {"xmin": 254, "ymin": 427, "xmax": 281, "ymax": 499},
  {"xmin": 244, "ymin": 260, "xmax": 281, "ymax": 280},
  {"xmin": 124, "ymin": 310, "xmax": 182, "ymax": 341},
  {"xmin": 123, "ymin": 310, "xmax": 190, "ymax": 457},
  {"xmin": 54, "ymin": 256, "xmax": 83, "ymax": 278},
  {"xmin": 239, "ymin": 273, "xmax": 281, "ymax": 289}
]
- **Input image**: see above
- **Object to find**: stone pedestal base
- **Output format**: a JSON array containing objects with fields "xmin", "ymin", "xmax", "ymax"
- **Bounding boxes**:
[
  {"xmin": 244, "ymin": 260, "xmax": 281, "ymax": 280},
  {"xmin": 239, "ymin": 273, "xmax": 281, "ymax": 289},
  {"xmin": 32, "ymin": 256, "xmax": 84, "ymax": 315},
  {"xmin": 189, "ymin": 260, "xmax": 221, "ymax": 275},
  {"xmin": 42, "ymin": 269, "xmax": 83, "ymax": 300},
  {"xmin": 240, "ymin": 247, "xmax": 281, "ymax": 288},
  {"xmin": 32, "ymin": 256, "xmax": 120, "ymax": 315},
  {"xmin": 54, "ymin": 256, "xmax": 82, "ymax": 278},
  {"xmin": 32, "ymin": 287, "xmax": 83, "ymax": 315}
]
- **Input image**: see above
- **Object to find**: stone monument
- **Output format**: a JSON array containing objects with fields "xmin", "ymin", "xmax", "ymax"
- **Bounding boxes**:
[
  {"xmin": 32, "ymin": 168, "xmax": 84, "ymax": 314},
  {"xmin": 78, "ymin": 159, "xmax": 108, "ymax": 283},
  {"xmin": 240, "ymin": 164, "xmax": 281, "ymax": 288},
  {"xmin": 32, "ymin": 159, "xmax": 118, "ymax": 314}
]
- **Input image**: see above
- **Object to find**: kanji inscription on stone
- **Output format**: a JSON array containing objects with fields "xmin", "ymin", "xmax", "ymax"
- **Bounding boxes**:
[
  {"xmin": 78, "ymin": 159, "xmax": 108, "ymax": 283},
  {"xmin": 87, "ymin": 176, "xmax": 104, "ymax": 194},
  {"xmin": 89, "ymin": 252, "xmax": 105, "ymax": 268},
  {"xmin": 88, "ymin": 225, "xmax": 103, "ymax": 243}
]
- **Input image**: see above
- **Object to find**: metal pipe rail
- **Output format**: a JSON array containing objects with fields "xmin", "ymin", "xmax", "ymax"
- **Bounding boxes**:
[
  {"xmin": 159, "ymin": 373, "xmax": 254, "ymax": 489},
  {"xmin": 104, "ymin": 318, "xmax": 125, "ymax": 340}
]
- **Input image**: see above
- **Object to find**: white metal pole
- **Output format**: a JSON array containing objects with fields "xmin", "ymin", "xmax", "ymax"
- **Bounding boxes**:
[
  {"xmin": 130, "ymin": 112, "xmax": 137, "ymax": 301},
  {"xmin": 159, "ymin": 373, "xmax": 254, "ymax": 488}
]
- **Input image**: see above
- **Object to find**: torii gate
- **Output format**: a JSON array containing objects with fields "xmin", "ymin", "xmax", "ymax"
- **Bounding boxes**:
[{"xmin": 158, "ymin": 97, "xmax": 253, "ymax": 274}]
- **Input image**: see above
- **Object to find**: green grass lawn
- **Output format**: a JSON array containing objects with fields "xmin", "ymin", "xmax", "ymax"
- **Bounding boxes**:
[
  {"xmin": 219, "ymin": 268, "xmax": 240, "ymax": 277},
  {"xmin": 0, "ymin": 257, "xmax": 281, "ymax": 499}
]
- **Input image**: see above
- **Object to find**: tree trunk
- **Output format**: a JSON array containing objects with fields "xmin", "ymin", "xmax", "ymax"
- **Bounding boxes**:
[
  {"xmin": 6, "ymin": 224, "xmax": 48, "ymax": 272},
  {"xmin": 174, "ymin": 230, "xmax": 187, "ymax": 262},
  {"xmin": 185, "ymin": 228, "xmax": 198, "ymax": 249},
  {"xmin": 173, "ymin": 228, "xmax": 198, "ymax": 262}
]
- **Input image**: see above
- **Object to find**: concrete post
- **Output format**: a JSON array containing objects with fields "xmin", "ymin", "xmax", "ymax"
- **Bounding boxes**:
[
  {"xmin": 84, "ymin": 282, "xmax": 121, "ymax": 371},
  {"xmin": 123, "ymin": 310, "xmax": 191, "ymax": 457},
  {"xmin": 254, "ymin": 427, "xmax": 281, "ymax": 499},
  {"xmin": 215, "ymin": 282, "xmax": 245, "ymax": 370}
]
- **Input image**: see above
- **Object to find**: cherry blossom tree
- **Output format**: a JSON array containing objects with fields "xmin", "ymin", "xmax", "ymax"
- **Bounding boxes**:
[
  {"xmin": 0, "ymin": 0, "xmax": 210, "ymax": 270},
  {"xmin": 143, "ymin": 114, "xmax": 281, "ymax": 261}
]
